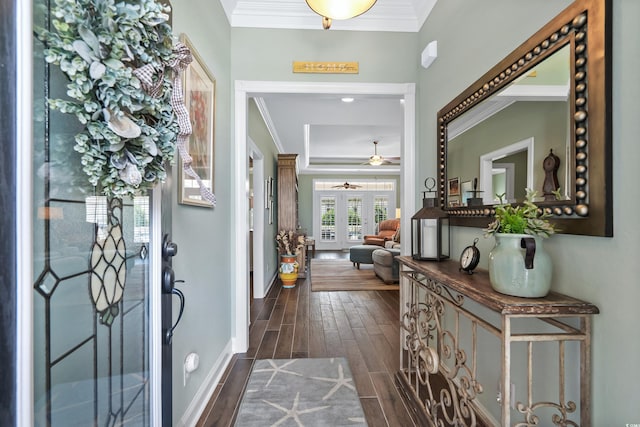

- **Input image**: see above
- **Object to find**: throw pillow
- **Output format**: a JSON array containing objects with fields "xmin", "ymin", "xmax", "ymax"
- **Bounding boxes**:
[{"xmin": 393, "ymin": 224, "xmax": 401, "ymax": 243}]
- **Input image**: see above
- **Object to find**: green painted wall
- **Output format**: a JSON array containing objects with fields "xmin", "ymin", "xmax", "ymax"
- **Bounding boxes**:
[
  {"xmin": 248, "ymin": 99, "xmax": 280, "ymax": 287},
  {"xmin": 448, "ymin": 101, "xmax": 569, "ymax": 202},
  {"xmin": 419, "ymin": 0, "xmax": 640, "ymax": 423},
  {"xmin": 231, "ymin": 28, "xmax": 418, "ymax": 83},
  {"xmin": 171, "ymin": 0, "xmax": 232, "ymax": 423}
]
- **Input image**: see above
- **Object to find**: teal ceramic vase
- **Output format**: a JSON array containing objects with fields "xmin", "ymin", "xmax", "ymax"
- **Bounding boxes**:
[{"xmin": 488, "ymin": 233, "xmax": 552, "ymax": 298}]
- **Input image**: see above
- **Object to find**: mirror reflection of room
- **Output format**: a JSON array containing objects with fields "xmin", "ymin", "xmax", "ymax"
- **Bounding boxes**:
[{"xmin": 446, "ymin": 44, "xmax": 571, "ymax": 207}]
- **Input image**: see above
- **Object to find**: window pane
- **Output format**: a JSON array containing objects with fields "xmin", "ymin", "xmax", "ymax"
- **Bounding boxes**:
[
  {"xmin": 320, "ymin": 197, "xmax": 336, "ymax": 241},
  {"xmin": 314, "ymin": 181, "xmax": 395, "ymax": 191},
  {"xmin": 374, "ymin": 197, "xmax": 389, "ymax": 224},
  {"xmin": 347, "ymin": 197, "xmax": 363, "ymax": 241}
]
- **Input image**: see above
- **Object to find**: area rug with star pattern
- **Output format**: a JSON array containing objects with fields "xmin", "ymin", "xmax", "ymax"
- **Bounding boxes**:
[{"xmin": 234, "ymin": 358, "xmax": 367, "ymax": 426}]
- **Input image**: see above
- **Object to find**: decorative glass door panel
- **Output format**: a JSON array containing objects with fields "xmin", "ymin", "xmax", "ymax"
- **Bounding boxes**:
[
  {"xmin": 346, "ymin": 197, "xmax": 363, "ymax": 243},
  {"xmin": 32, "ymin": 2, "xmax": 154, "ymax": 424},
  {"xmin": 373, "ymin": 196, "xmax": 390, "ymax": 227},
  {"xmin": 320, "ymin": 197, "xmax": 336, "ymax": 242}
]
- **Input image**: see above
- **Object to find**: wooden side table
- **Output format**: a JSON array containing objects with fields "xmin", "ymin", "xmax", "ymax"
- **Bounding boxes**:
[
  {"xmin": 395, "ymin": 257, "xmax": 599, "ymax": 426},
  {"xmin": 305, "ymin": 237, "xmax": 315, "ymax": 259}
]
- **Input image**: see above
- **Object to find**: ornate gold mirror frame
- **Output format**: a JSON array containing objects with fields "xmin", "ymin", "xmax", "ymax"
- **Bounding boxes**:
[{"xmin": 438, "ymin": 0, "xmax": 612, "ymax": 236}]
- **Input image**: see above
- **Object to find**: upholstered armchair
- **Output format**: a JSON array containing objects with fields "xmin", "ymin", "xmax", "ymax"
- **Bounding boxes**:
[{"xmin": 363, "ymin": 218, "xmax": 400, "ymax": 247}]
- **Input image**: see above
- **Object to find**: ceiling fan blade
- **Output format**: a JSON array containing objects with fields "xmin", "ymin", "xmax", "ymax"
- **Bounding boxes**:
[{"xmin": 331, "ymin": 182, "xmax": 363, "ymax": 189}]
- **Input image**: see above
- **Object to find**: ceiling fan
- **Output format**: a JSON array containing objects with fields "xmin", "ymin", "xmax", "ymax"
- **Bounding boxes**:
[
  {"xmin": 363, "ymin": 140, "xmax": 399, "ymax": 166},
  {"xmin": 332, "ymin": 182, "xmax": 362, "ymax": 190}
]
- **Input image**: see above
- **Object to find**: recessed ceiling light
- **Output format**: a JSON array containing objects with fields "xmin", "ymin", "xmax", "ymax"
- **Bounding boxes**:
[{"xmin": 341, "ymin": 97, "xmax": 355, "ymax": 103}]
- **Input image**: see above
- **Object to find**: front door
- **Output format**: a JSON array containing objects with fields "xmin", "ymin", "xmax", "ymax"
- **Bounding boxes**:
[{"xmin": 30, "ymin": 2, "xmax": 169, "ymax": 424}]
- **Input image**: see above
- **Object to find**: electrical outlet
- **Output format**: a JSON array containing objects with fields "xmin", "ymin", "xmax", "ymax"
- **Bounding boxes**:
[{"xmin": 183, "ymin": 353, "xmax": 199, "ymax": 387}]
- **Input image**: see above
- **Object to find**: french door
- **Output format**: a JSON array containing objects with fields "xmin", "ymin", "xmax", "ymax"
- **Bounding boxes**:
[{"xmin": 315, "ymin": 192, "xmax": 394, "ymax": 250}]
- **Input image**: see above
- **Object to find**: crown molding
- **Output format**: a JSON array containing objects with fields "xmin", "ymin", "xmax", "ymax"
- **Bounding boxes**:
[
  {"xmin": 253, "ymin": 97, "xmax": 285, "ymax": 153},
  {"xmin": 225, "ymin": 0, "xmax": 431, "ymax": 32}
]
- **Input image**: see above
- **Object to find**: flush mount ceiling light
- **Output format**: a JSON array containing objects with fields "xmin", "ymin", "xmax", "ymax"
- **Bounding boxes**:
[{"xmin": 306, "ymin": 0, "xmax": 377, "ymax": 29}]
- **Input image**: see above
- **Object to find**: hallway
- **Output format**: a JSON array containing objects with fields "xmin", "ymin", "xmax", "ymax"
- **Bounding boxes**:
[{"xmin": 197, "ymin": 251, "xmax": 415, "ymax": 426}]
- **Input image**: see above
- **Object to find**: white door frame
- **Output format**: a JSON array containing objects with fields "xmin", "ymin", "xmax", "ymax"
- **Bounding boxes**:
[
  {"xmin": 480, "ymin": 137, "xmax": 534, "ymax": 205},
  {"xmin": 17, "ymin": 0, "xmax": 34, "ymax": 423},
  {"xmin": 232, "ymin": 81, "xmax": 416, "ymax": 353}
]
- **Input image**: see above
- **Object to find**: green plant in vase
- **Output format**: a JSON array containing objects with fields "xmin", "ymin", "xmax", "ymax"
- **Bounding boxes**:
[
  {"xmin": 484, "ymin": 189, "xmax": 557, "ymax": 298},
  {"xmin": 484, "ymin": 189, "xmax": 557, "ymax": 238}
]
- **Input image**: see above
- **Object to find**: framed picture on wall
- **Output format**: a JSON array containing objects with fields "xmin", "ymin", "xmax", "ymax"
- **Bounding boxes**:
[
  {"xmin": 269, "ymin": 200, "xmax": 274, "ymax": 225},
  {"xmin": 448, "ymin": 177, "xmax": 460, "ymax": 197},
  {"xmin": 178, "ymin": 34, "xmax": 216, "ymax": 207},
  {"xmin": 269, "ymin": 177, "xmax": 274, "ymax": 200},
  {"xmin": 264, "ymin": 178, "xmax": 271, "ymax": 209}
]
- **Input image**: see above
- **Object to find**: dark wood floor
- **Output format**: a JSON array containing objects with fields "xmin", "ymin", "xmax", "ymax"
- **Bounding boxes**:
[{"xmin": 196, "ymin": 250, "xmax": 416, "ymax": 426}]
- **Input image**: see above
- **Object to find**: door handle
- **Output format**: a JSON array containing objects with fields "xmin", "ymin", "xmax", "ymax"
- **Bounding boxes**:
[
  {"xmin": 162, "ymin": 235, "xmax": 178, "ymax": 260},
  {"xmin": 162, "ymin": 267, "xmax": 175, "ymax": 293},
  {"xmin": 165, "ymin": 287, "xmax": 185, "ymax": 345}
]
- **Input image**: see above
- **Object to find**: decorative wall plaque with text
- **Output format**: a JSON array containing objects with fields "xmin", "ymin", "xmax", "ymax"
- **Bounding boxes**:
[{"xmin": 292, "ymin": 61, "xmax": 359, "ymax": 74}]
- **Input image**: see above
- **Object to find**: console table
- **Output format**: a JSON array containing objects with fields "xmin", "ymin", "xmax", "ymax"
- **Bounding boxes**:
[{"xmin": 395, "ymin": 256, "xmax": 598, "ymax": 426}]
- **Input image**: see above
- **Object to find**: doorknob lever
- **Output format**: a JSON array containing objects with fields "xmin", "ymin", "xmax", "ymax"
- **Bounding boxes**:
[{"xmin": 165, "ymin": 287, "xmax": 185, "ymax": 345}]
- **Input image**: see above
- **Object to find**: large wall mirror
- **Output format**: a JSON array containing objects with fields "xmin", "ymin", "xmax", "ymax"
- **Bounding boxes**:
[{"xmin": 438, "ymin": 0, "xmax": 612, "ymax": 236}]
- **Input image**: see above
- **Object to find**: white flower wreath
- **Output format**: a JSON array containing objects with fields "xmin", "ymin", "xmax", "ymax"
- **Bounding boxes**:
[{"xmin": 38, "ymin": 0, "xmax": 181, "ymax": 197}]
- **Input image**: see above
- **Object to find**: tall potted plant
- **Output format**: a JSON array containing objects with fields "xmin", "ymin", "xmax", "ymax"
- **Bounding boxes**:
[
  {"xmin": 275, "ymin": 230, "xmax": 305, "ymax": 288},
  {"xmin": 484, "ymin": 189, "xmax": 557, "ymax": 298}
]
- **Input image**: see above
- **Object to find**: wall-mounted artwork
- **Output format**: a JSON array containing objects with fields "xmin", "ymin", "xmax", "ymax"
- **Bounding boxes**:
[
  {"xmin": 178, "ymin": 34, "xmax": 216, "ymax": 207},
  {"xmin": 448, "ymin": 177, "xmax": 460, "ymax": 197},
  {"xmin": 265, "ymin": 178, "xmax": 270, "ymax": 209},
  {"xmin": 265, "ymin": 177, "xmax": 274, "ymax": 224}
]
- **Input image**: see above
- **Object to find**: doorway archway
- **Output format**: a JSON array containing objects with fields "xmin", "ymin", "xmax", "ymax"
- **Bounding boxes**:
[{"xmin": 232, "ymin": 81, "xmax": 416, "ymax": 352}]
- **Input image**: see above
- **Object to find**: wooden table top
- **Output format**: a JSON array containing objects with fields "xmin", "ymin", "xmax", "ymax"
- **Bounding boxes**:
[{"xmin": 397, "ymin": 256, "xmax": 599, "ymax": 316}]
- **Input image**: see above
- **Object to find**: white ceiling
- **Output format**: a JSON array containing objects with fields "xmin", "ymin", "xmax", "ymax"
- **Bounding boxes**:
[
  {"xmin": 254, "ymin": 93, "xmax": 405, "ymax": 174},
  {"xmin": 220, "ymin": 0, "xmax": 437, "ymax": 32},
  {"xmin": 222, "ymin": 0, "xmax": 437, "ymax": 175}
]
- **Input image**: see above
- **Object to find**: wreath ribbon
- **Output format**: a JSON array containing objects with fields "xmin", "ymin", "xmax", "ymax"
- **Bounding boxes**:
[{"xmin": 134, "ymin": 42, "xmax": 216, "ymax": 206}]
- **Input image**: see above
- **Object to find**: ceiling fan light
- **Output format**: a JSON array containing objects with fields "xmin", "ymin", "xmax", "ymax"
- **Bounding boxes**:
[
  {"xmin": 306, "ymin": 0, "xmax": 377, "ymax": 20},
  {"xmin": 368, "ymin": 155, "xmax": 384, "ymax": 166}
]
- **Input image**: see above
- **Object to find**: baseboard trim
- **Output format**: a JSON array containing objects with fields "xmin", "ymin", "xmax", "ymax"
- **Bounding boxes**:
[
  {"xmin": 177, "ymin": 340, "xmax": 234, "ymax": 427},
  {"xmin": 264, "ymin": 271, "xmax": 277, "ymax": 296}
]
